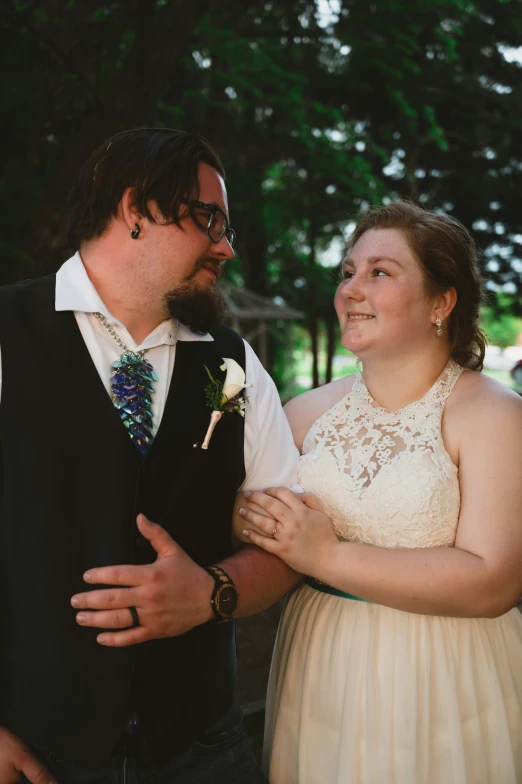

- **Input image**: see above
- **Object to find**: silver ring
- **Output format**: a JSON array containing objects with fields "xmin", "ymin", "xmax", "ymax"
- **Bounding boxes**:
[{"xmin": 129, "ymin": 606, "xmax": 140, "ymax": 628}]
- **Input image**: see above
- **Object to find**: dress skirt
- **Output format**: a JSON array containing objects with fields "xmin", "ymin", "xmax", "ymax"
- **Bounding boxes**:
[{"xmin": 263, "ymin": 583, "xmax": 522, "ymax": 784}]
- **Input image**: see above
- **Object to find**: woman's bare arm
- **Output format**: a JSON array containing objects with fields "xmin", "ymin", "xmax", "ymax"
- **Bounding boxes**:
[{"xmin": 243, "ymin": 374, "xmax": 522, "ymax": 618}]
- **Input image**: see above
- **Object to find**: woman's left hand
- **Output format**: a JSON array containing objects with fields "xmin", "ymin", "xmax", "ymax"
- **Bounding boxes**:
[{"xmin": 239, "ymin": 487, "xmax": 339, "ymax": 576}]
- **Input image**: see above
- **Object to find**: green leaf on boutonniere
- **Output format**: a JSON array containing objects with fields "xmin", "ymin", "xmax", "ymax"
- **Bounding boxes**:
[{"xmin": 204, "ymin": 365, "xmax": 225, "ymax": 411}]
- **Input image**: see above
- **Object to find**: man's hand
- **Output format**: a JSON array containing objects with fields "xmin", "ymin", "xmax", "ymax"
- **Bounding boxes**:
[
  {"xmin": 0, "ymin": 726, "xmax": 56, "ymax": 784},
  {"xmin": 71, "ymin": 514, "xmax": 214, "ymax": 647}
]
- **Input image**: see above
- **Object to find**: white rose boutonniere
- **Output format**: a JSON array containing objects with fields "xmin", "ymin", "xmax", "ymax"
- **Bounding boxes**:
[{"xmin": 201, "ymin": 358, "xmax": 250, "ymax": 450}]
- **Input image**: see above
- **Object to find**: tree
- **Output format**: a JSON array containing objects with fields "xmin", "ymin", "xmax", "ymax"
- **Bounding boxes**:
[
  {"xmin": 3, "ymin": 0, "xmax": 522, "ymax": 386},
  {"xmin": 1, "ymin": 0, "xmax": 213, "ymax": 277},
  {"xmin": 339, "ymin": 0, "xmax": 522, "ymax": 306}
]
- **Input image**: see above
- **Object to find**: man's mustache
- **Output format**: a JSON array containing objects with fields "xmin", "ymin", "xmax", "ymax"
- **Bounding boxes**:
[{"xmin": 185, "ymin": 257, "xmax": 224, "ymax": 282}]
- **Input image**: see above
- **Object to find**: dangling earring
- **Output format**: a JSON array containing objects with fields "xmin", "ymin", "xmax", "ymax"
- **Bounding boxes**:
[
  {"xmin": 130, "ymin": 224, "xmax": 141, "ymax": 239},
  {"xmin": 435, "ymin": 317, "xmax": 443, "ymax": 337}
]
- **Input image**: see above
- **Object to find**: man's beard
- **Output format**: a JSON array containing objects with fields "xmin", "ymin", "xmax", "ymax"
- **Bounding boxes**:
[{"xmin": 165, "ymin": 258, "xmax": 227, "ymax": 335}]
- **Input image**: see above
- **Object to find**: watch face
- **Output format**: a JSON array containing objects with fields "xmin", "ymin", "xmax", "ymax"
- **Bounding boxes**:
[{"xmin": 216, "ymin": 584, "xmax": 238, "ymax": 617}]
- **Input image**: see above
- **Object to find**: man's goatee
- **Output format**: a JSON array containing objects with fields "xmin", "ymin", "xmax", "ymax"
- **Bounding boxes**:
[{"xmin": 165, "ymin": 282, "xmax": 227, "ymax": 335}]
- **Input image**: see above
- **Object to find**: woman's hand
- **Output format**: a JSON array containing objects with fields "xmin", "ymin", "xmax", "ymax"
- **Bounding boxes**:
[
  {"xmin": 239, "ymin": 487, "xmax": 339, "ymax": 576},
  {"xmin": 232, "ymin": 491, "xmax": 276, "ymax": 544}
]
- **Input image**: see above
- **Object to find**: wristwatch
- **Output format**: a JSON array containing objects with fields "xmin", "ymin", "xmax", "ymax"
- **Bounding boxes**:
[{"xmin": 203, "ymin": 565, "xmax": 238, "ymax": 622}]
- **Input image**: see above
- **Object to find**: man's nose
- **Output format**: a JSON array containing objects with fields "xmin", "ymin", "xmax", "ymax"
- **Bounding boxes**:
[{"xmin": 211, "ymin": 235, "xmax": 235, "ymax": 260}]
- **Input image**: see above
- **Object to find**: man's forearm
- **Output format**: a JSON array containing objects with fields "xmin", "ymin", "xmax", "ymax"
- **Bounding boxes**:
[{"xmin": 218, "ymin": 544, "xmax": 301, "ymax": 617}]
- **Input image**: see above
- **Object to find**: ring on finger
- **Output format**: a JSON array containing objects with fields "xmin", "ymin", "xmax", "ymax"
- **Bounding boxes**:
[
  {"xmin": 272, "ymin": 524, "xmax": 278, "ymax": 537},
  {"xmin": 129, "ymin": 606, "xmax": 140, "ymax": 628}
]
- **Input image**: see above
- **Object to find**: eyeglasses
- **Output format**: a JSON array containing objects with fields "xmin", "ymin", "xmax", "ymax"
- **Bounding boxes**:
[{"xmin": 181, "ymin": 199, "xmax": 236, "ymax": 248}]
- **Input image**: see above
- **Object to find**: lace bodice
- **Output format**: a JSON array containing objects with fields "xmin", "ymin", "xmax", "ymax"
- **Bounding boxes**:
[{"xmin": 299, "ymin": 360, "xmax": 463, "ymax": 549}]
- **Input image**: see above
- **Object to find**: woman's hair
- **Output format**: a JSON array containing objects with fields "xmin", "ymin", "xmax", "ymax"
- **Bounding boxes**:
[
  {"xmin": 345, "ymin": 200, "xmax": 487, "ymax": 370},
  {"xmin": 67, "ymin": 127, "xmax": 225, "ymax": 249}
]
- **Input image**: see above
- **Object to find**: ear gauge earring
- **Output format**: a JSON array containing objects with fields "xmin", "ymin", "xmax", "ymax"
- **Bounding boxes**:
[
  {"xmin": 130, "ymin": 224, "xmax": 141, "ymax": 239},
  {"xmin": 435, "ymin": 317, "xmax": 443, "ymax": 337}
]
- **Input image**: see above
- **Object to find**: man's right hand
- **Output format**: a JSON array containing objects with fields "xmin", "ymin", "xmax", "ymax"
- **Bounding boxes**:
[{"xmin": 0, "ymin": 727, "xmax": 55, "ymax": 784}]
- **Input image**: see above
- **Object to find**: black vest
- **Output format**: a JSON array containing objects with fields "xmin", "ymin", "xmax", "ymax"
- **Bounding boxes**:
[{"xmin": 0, "ymin": 275, "xmax": 245, "ymax": 764}]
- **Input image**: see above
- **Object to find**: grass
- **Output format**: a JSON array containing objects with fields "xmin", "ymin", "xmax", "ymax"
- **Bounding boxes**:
[{"xmin": 482, "ymin": 368, "xmax": 516, "ymax": 389}]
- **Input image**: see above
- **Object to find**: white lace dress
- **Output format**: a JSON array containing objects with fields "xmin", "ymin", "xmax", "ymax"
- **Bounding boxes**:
[{"xmin": 263, "ymin": 361, "xmax": 522, "ymax": 784}]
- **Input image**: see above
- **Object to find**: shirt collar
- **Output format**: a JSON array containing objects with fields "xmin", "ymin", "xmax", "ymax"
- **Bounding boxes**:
[{"xmin": 55, "ymin": 252, "xmax": 214, "ymax": 346}]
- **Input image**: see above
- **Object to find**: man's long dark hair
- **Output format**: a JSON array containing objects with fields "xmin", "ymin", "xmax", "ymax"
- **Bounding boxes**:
[{"xmin": 67, "ymin": 128, "xmax": 225, "ymax": 249}]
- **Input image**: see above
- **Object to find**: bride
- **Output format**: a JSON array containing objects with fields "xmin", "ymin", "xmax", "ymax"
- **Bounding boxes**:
[{"xmin": 236, "ymin": 201, "xmax": 522, "ymax": 783}]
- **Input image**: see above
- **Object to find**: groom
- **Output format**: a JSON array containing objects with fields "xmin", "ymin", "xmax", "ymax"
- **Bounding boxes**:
[{"xmin": 0, "ymin": 128, "xmax": 300, "ymax": 783}]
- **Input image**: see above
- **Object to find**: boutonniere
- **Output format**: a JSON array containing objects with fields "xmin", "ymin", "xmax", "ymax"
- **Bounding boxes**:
[{"xmin": 201, "ymin": 358, "xmax": 250, "ymax": 450}]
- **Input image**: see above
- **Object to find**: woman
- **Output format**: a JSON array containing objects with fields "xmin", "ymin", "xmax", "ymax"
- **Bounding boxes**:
[{"xmin": 236, "ymin": 202, "xmax": 522, "ymax": 783}]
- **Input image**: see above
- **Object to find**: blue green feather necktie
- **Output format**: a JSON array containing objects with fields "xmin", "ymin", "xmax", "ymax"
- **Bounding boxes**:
[{"xmin": 94, "ymin": 312, "xmax": 159, "ymax": 456}]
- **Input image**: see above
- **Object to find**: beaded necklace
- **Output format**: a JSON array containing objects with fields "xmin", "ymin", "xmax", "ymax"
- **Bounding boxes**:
[{"xmin": 94, "ymin": 312, "xmax": 159, "ymax": 455}]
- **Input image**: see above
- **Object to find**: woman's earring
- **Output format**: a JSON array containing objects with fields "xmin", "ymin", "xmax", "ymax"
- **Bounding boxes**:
[
  {"xmin": 130, "ymin": 224, "xmax": 141, "ymax": 239},
  {"xmin": 435, "ymin": 317, "xmax": 443, "ymax": 337}
]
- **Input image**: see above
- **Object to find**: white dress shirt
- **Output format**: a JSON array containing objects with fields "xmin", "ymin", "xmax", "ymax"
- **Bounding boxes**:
[{"xmin": 0, "ymin": 253, "xmax": 299, "ymax": 490}]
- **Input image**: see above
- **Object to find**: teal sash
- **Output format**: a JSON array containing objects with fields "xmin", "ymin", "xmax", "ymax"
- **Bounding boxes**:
[{"xmin": 304, "ymin": 576, "xmax": 372, "ymax": 603}]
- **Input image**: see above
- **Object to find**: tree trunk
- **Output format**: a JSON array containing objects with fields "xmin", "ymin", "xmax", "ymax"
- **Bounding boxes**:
[
  {"xmin": 231, "ymin": 108, "xmax": 273, "ymax": 370},
  {"xmin": 325, "ymin": 307, "xmax": 337, "ymax": 384},
  {"xmin": 308, "ymin": 220, "xmax": 320, "ymax": 389},
  {"xmin": 237, "ymin": 112, "xmax": 269, "ymax": 297}
]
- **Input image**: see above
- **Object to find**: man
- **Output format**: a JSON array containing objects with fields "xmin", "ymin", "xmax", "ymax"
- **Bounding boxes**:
[{"xmin": 0, "ymin": 128, "xmax": 300, "ymax": 783}]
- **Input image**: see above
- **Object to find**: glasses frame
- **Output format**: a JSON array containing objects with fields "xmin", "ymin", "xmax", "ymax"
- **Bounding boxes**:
[{"xmin": 181, "ymin": 199, "xmax": 236, "ymax": 248}]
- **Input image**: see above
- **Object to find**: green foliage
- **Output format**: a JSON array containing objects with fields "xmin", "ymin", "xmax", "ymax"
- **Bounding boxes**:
[
  {"xmin": 482, "ymin": 312, "xmax": 522, "ymax": 350},
  {"xmin": 204, "ymin": 365, "xmax": 224, "ymax": 410},
  {"xmin": 481, "ymin": 294, "xmax": 522, "ymax": 349},
  {"xmin": 2, "ymin": 0, "xmax": 522, "ymax": 387}
]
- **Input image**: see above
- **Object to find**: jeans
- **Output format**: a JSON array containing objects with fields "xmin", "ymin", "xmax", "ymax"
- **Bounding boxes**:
[{"xmin": 31, "ymin": 703, "xmax": 267, "ymax": 784}]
